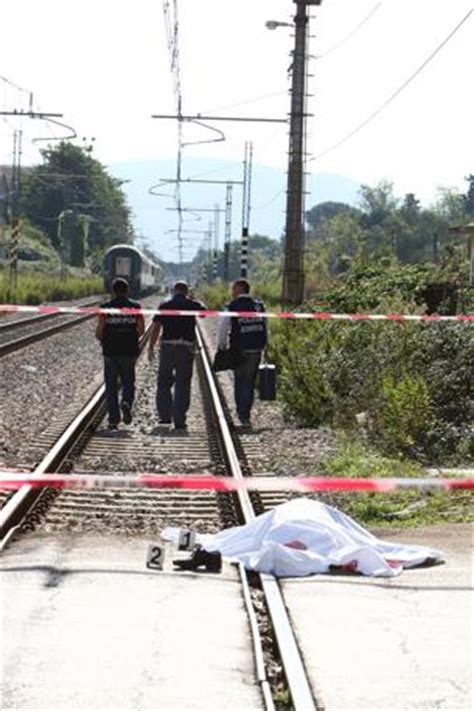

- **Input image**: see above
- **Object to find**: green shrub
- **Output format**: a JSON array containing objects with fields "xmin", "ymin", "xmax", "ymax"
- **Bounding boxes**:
[
  {"xmin": 271, "ymin": 319, "xmax": 473, "ymax": 464},
  {"xmin": 197, "ymin": 283, "xmax": 230, "ymax": 310},
  {"xmin": 377, "ymin": 375, "xmax": 433, "ymax": 454}
]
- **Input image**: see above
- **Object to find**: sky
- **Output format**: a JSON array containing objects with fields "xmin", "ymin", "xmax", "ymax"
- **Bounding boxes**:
[{"xmin": 1, "ymin": 0, "xmax": 473, "ymax": 259}]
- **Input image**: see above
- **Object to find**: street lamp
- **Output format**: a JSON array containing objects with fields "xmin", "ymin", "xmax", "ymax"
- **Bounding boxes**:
[{"xmin": 265, "ymin": 20, "xmax": 293, "ymax": 30}]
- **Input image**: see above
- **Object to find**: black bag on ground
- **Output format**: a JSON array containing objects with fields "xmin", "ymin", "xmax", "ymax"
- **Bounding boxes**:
[
  {"xmin": 213, "ymin": 348, "xmax": 245, "ymax": 372},
  {"xmin": 258, "ymin": 363, "xmax": 277, "ymax": 400}
]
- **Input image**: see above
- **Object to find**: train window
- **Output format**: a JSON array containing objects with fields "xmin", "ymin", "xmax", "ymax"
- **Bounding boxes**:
[{"xmin": 115, "ymin": 256, "xmax": 132, "ymax": 276}]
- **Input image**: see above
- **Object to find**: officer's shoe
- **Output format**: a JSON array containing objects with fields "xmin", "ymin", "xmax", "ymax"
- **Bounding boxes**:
[
  {"xmin": 173, "ymin": 544, "xmax": 222, "ymax": 573},
  {"xmin": 107, "ymin": 423, "xmax": 119, "ymax": 435},
  {"xmin": 121, "ymin": 401, "xmax": 132, "ymax": 425}
]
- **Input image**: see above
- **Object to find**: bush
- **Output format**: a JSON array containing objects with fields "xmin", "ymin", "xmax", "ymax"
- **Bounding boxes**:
[
  {"xmin": 270, "ymin": 319, "xmax": 474, "ymax": 464},
  {"xmin": 197, "ymin": 283, "xmax": 230, "ymax": 310},
  {"xmin": 377, "ymin": 375, "xmax": 434, "ymax": 454}
]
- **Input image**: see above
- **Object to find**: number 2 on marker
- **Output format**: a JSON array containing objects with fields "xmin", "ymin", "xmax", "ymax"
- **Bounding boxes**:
[{"xmin": 146, "ymin": 544, "xmax": 164, "ymax": 570}]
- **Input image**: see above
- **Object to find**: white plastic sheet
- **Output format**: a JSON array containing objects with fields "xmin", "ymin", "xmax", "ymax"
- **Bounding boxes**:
[{"xmin": 162, "ymin": 499, "xmax": 444, "ymax": 577}]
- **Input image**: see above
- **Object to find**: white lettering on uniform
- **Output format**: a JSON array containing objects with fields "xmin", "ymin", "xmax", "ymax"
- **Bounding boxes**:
[{"xmin": 107, "ymin": 316, "xmax": 136, "ymax": 325}]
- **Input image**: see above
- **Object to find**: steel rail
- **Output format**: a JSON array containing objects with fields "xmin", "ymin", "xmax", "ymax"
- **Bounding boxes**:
[
  {"xmin": 0, "ymin": 298, "xmax": 100, "ymax": 334},
  {"xmin": 195, "ymin": 324, "xmax": 318, "ymax": 711},
  {"xmin": 2, "ymin": 317, "xmax": 318, "ymax": 710},
  {"xmin": 0, "ymin": 323, "xmax": 152, "ymax": 539},
  {"xmin": 0, "ymin": 384, "xmax": 105, "ymax": 537},
  {"xmin": 0, "ymin": 310, "xmax": 98, "ymax": 357}
]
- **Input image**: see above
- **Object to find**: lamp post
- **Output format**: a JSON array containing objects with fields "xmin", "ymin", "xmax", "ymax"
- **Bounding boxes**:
[{"xmin": 268, "ymin": 0, "xmax": 322, "ymax": 305}]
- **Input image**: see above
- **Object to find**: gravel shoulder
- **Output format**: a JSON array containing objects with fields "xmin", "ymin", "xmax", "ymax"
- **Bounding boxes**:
[
  {"xmin": 200, "ymin": 319, "xmax": 338, "ymax": 476},
  {"xmin": 0, "ymin": 320, "xmax": 103, "ymax": 469}
]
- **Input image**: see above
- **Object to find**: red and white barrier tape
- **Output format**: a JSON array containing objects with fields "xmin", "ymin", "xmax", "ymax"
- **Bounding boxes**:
[
  {"xmin": 1, "ymin": 304, "xmax": 473, "ymax": 322},
  {"xmin": 1, "ymin": 472, "xmax": 473, "ymax": 492}
]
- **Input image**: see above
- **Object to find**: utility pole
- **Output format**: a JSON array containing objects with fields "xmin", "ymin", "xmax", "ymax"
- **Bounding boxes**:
[
  {"xmin": 224, "ymin": 182, "xmax": 233, "ymax": 282},
  {"xmin": 282, "ymin": 0, "xmax": 321, "ymax": 305},
  {"xmin": 241, "ymin": 141, "xmax": 253, "ymax": 278},
  {"xmin": 207, "ymin": 221, "xmax": 213, "ymax": 280},
  {"xmin": 9, "ymin": 129, "xmax": 23, "ymax": 290},
  {"xmin": 57, "ymin": 209, "xmax": 74, "ymax": 281},
  {"xmin": 2, "ymin": 107, "xmax": 66, "ymax": 291},
  {"xmin": 213, "ymin": 205, "xmax": 220, "ymax": 280}
]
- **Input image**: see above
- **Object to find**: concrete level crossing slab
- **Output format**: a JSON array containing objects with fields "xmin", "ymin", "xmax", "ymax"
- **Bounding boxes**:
[
  {"xmin": 1, "ymin": 534, "xmax": 262, "ymax": 710},
  {"xmin": 282, "ymin": 524, "xmax": 472, "ymax": 711}
]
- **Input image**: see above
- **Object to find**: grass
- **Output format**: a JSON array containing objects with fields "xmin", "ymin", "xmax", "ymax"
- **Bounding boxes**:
[
  {"xmin": 0, "ymin": 270, "xmax": 103, "ymax": 305},
  {"xmin": 321, "ymin": 436, "xmax": 425, "ymax": 479},
  {"xmin": 318, "ymin": 436, "xmax": 473, "ymax": 528},
  {"xmin": 197, "ymin": 281, "xmax": 282, "ymax": 310}
]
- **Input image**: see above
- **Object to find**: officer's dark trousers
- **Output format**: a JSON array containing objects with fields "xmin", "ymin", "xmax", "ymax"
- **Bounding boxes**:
[
  {"xmin": 157, "ymin": 343, "xmax": 195, "ymax": 427},
  {"xmin": 234, "ymin": 351, "xmax": 261, "ymax": 422},
  {"xmin": 104, "ymin": 356, "xmax": 137, "ymax": 426}
]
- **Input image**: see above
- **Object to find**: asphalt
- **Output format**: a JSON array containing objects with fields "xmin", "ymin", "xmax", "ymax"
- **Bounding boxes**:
[
  {"xmin": 282, "ymin": 523, "xmax": 473, "ymax": 711},
  {"xmin": 1, "ymin": 533, "xmax": 262, "ymax": 710}
]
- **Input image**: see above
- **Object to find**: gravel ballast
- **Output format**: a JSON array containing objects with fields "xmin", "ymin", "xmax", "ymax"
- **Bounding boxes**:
[
  {"xmin": 0, "ymin": 320, "xmax": 103, "ymax": 469},
  {"xmin": 200, "ymin": 320, "xmax": 338, "ymax": 477}
]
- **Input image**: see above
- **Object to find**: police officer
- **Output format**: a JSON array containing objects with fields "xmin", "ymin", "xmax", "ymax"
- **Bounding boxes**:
[
  {"xmin": 147, "ymin": 281, "xmax": 206, "ymax": 430},
  {"xmin": 96, "ymin": 277, "xmax": 144, "ymax": 432},
  {"xmin": 217, "ymin": 279, "xmax": 267, "ymax": 427}
]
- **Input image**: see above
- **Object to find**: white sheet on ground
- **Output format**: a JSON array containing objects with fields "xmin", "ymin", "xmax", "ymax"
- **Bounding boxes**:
[{"xmin": 162, "ymin": 498, "xmax": 444, "ymax": 577}]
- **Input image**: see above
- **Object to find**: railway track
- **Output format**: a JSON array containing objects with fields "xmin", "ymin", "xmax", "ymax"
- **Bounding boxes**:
[
  {"xmin": 0, "ymin": 297, "xmax": 101, "ymax": 356},
  {"xmin": 1, "ymin": 318, "xmax": 318, "ymax": 711}
]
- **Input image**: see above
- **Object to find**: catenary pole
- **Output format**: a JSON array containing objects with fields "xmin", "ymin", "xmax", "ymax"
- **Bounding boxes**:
[{"xmin": 282, "ymin": 0, "xmax": 321, "ymax": 305}]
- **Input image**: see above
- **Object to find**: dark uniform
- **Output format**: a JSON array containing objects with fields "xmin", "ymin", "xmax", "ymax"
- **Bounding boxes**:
[
  {"xmin": 99, "ymin": 296, "xmax": 141, "ymax": 427},
  {"xmin": 221, "ymin": 295, "xmax": 267, "ymax": 423},
  {"xmin": 153, "ymin": 292, "xmax": 206, "ymax": 428}
]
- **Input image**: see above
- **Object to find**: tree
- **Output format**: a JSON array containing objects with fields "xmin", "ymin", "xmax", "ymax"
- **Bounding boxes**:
[
  {"xmin": 359, "ymin": 181, "xmax": 399, "ymax": 229},
  {"xmin": 400, "ymin": 193, "xmax": 421, "ymax": 222},
  {"xmin": 464, "ymin": 174, "xmax": 474, "ymax": 218},
  {"xmin": 306, "ymin": 201, "xmax": 362, "ymax": 233},
  {"xmin": 20, "ymin": 142, "xmax": 133, "ymax": 265},
  {"xmin": 434, "ymin": 187, "xmax": 466, "ymax": 223},
  {"xmin": 307, "ymin": 212, "xmax": 365, "ymax": 275}
]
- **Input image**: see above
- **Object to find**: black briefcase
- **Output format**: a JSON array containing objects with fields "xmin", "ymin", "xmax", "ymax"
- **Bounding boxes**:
[
  {"xmin": 213, "ymin": 348, "xmax": 245, "ymax": 372},
  {"xmin": 258, "ymin": 363, "xmax": 277, "ymax": 401}
]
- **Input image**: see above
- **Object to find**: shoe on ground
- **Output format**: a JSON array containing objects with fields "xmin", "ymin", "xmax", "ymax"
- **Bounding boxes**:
[
  {"xmin": 174, "ymin": 423, "xmax": 187, "ymax": 431},
  {"xmin": 173, "ymin": 545, "xmax": 222, "ymax": 573},
  {"xmin": 238, "ymin": 418, "xmax": 251, "ymax": 428},
  {"xmin": 107, "ymin": 423, "xmax": 119, "ymax": 433},
  {"xmin": 121, "ymin": 401, "xmax": 132, "ymax": 425}
]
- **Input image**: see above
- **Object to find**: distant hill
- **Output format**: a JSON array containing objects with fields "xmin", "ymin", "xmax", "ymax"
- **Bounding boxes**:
[{"xmin": 108, "ymin": 158, "xmax": 360, "ymax": 260}]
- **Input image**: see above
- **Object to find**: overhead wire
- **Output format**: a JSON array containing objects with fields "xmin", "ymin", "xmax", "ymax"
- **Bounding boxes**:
[
  {"xmin": 197, "ymin": 2, "xmax": 384, "ymax": 117},
  {"xmin": 311, "ymin": 7, "xmax": 474, "ymax": 162},
  {"xmin": 316, "ymin": 2, "xmax": 383, "ymax": 59},
  {"xmin": 149, "ymin": 1, "xmax": 388, "ymax": 241},
  {"xmin": 193, "ymin": 4, "xmax": 385, "ymax": 216},
  {"xmin": 151, "ymin": 1, "xmax": 232, "ymax": 264}
]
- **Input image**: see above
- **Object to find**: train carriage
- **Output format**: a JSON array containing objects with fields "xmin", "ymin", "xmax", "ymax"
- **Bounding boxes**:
[{"xmin": 103, "ymin": 244, "xmax": 161, "ymax": 298}]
